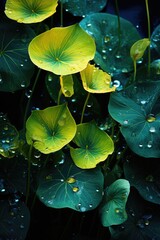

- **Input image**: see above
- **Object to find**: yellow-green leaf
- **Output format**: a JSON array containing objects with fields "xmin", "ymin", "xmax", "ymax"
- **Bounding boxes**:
[
  {"xmin": 60, "ymin": 75, "xmax": 74, "ymax": 97},
  {"xmin": 80, "ymin": 63, "xmax": 116, "ymax": 93},
  {"xmin": 28, "ymin": 24, "xmax": 96, "ymax": 75},
  {"xmin": 70, "ymin": 121, "xmax": 114, "ymax": 169},
  {"xmin": 130, "ymin": 38, "xmax": 150, "ymax": 61},
  {"xmin": 26, "ymin": 104, "xmax": 77, "ymax": 154},
  {"xmin": 5, "ymin": 0, "xmax": 58, "ymax": 24}
]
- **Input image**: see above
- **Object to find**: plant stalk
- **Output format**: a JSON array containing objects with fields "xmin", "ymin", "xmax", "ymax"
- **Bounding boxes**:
[
  {"xmin": 145, "ymin": 0, "xmax": 151, "ymax": 76},
  {"xmin": 25, "ymin": 144, "xmax": 33, "ymax": 205},
  {"xmin": 80, "ymin": 92, "xmax": 90, "ymax": 123}
]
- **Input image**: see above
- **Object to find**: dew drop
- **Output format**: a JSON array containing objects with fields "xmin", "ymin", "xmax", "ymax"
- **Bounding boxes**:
[
  {"xmin": 123, "ymin": 120, "xmax": 129, "ymax": 125},
  {"xmin": 20, "ymin": 224, "xmax": 24, "ymax": 229},
  {"xmin": 72, "ymin": 187, "xmax": 79, "ymax": 192},
  {"xmin": 149, "ymin": 126, "xmax": 156, "ymax": 133},
  {"xmin": 80, "ymin": 206, "xmax": 87, "ymax": 212},
  {"xmin": 67, "ymin": 177, "xmax": 76, "ymax": 184},
  {"xmin": 147, "ymin": 141, "xmax": 152, "ymax": 148},
  {"xmin": 25, "ymin": 89, "xmax": 32, "ymax": 98},
  {"xmin": 113, "ymin": 80, "xmax": 121, "ymax": 88},
  {"xmin": 96, "ymin": 189, "xmax": 100, "ymax": 192},
  {"xmin": 89, "ymin": 204, "xmax": 93, "ymax": 208},
  {"xmin": 58, "ymin": 119, "xmax": 65, "ymax": 126},
  {"xmin": 139, "ymin": 144, "xmax": 143, "ymax": 148},
  {"xmin": 147, "ymin": 114, "xmax": 156, "ymax": 122},
  {"xmin": 20, "ymin": 63, "xmax": 24, "ymax": 67},
  {"xmin": 21, "ymin": 81, "xmax": 26, "ymax": 88}
]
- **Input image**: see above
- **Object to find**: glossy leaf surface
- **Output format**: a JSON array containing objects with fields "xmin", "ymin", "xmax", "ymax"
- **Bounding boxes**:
[
  {"xmin": 80, "ymin": 63, "xmax": 116, "ymax": 93},
  {"xmin": 0, "ymin": 20, "xmax": 35, "ymax": 92},
  {"xmin": 100, "ymin": 179, "xmax": 130, "ymax": 227},
  {"xmin": 28, "ymin": 24, "xmax": 96, "ymax": 75},
  {"xmin": 70, "ymin": 121, "xmax": 114, "ymax": 169},
  {"xmin": 80, "ymin": 13, "xmax": 141, "ymax": 75},
  {"xmin": 108, "ymin": 81, "xmax": 160, "ymax": 158},
  {"xmin": 60, "ymin": 75, "xmax": 74, "ymax": 97},
  {"xmin": 36, "ymin": 155, "xmax": 104, "ymax": 211},
  {"xmin": 26, "ymin": 104, "xmax": 76, "ymax": 154},
  {"xmin": 5, "ymin": 0, "xmax": 58, "ymax": 23},
  {"xmin": 130, "ymin": 38, "xmax": 150, "ymax": 61}
]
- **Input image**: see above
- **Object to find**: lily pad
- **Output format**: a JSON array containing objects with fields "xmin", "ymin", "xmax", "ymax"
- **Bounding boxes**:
[
  {"xmin": 28, "ymin": 24, "xmax": 96, "ymax": 75},
  {"xmin": 5, "ymin": 0, "xmax": 58, "ymax": 23},
  {"xmin": 100, "ymin": 179, "xmax": 130, "ymax": 227},
  {"xmin": 70, "ymin": 121, "xmax": 114, "ymax": 169},
  {"xmin": 26, "ymin": 104, "xmax": 77, "ymax": 154},
  {"xmin": 151, "ymin": 23, "xmax": 160, "ymax": 55},
  {"xmin": 124, "ymin": 156, "xmax": 160, "ymax": 205},
  {"xmin": 0, "ymin": 19, "xmax": 35, "ymax": 92},
  {"xmin": 61, "ymin": 0, "xmax": 107, "ymax": 17},
  {"xmin": 80, "ymin": 13, "xmax": 141, "ymax": 75},
  {"xmin": 36, "ymin": 155, "xmax": 104, "ymax": 211},
  {"xmin": 108, "ymin": 81, "xmax": 160, "ymax": 158},
  {"xmin": 110, "ymin": 188, "xmax": 160, "ymax": 240},
  {"xmin": 0, "ymin": 198, "xmax": 30, "ymax": 239},
  {"xmin": 80, "ymin": 63, "xmax": 116, "ymax": 93}
]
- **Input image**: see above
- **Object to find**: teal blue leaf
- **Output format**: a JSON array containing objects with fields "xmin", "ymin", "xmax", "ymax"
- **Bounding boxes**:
[
  {"xmin": 0, "ymin": 19, "xmax": 35, "ymax": 92},
  {"xmin": 124, "ymin": 157, "xmax": 160, "ymax": 205},
  {"xmin": 151, "ymin": 23, "xmax": 160, "ymax": 55},
  {"xmin": 110, "ymin": 189, "xmax": 160, "ymax": 240},
  {"xmin": 61, "ymin": 0, "xmax": 107, "ymax": 17},
  {"xmin": 108, "ymin": 81, "xmax": 160, "ymax": 158},
  {"xmin": 0, "ymin": 198, "xmax": 30, "ymax": 239},
  {"xmin": 80, "ymin": 13, "xmax": 141, "ymax": 75},
  {"xmin": 100, "ymin": 179, "xmax": 130, "ymax": 227},
  {"xmin": 36, "ymin": 154, "xmax": 104, "ymax": 211}
]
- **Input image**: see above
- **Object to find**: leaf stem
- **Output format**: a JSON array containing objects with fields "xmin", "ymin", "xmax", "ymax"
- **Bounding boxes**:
[
  {"xmin": 133, "ymin": 60, "xmax": 137, "ymax": 82},
  {"xmin": 114, "ymin": 0, "xmax": 121, "ymax": 48},
  {"xmin": 80, "ymin": 92, "xmax": 90, "ymax": 123},
  {"xmin": 23, "ymin": 68, "xmax": 41, "ymax": 128},
  {"xmin": 60, "ymin": 2, "xmax": 63, "ymax": 27},
  {"xmin": 145, "ymin": 0, "xmax": 151, "ymax": 76},
  {"xmin": 25, "ymin": 143, "xmax": 33, "ymax": 205},
  {"xmin": 57, "ymin": 88, "xmax": 62, "ymax": 105}
]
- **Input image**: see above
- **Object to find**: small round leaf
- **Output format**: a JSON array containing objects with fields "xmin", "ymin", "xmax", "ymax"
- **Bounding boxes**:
[
  {"xmin": 26, "ymin": 104, "xmax": 77, "ymax": 154},
  {"xmin": 70, "ymin": 121, "xmax": 114, "ymax": 169},
  {"xmin": 80, "ymin": 63, "xmax": 116, "ymax": 93}
]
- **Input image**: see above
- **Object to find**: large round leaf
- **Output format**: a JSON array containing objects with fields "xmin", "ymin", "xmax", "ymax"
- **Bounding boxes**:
[
  {"xmin": 61, "ymin": 0, "xmax": 107, "ymax": 17},
  {"xmin": 5, "ymin": 0, "xmax": 58, "ymax": 23},
  {"xmin": 36, "ymin": 155, "xmax": 104, "ymax": 211},
  {"xmin": 110, "ymin": 188, "xmax": 160, "ymax": 240},
  {"xmin": 108, "ymin": 81, "xmax": 160, "ymax": 158},
  {"xmin": 26, "ymin": 104, "xmax": 77, "ymax": 154},
  {"xmin": 0, "ymin": 19, "xmax": 35, "ymax": 92},
  {"xmin": 28, "ymin": 24, "xmax": 96, "ymax": 75},
  {"xmin": 124, "ymin": 156, "xmax": 160, "ymax": 205},
  {"xmin": 100, "ymin": 179, "xmax": 130, "ymax": 227},
  {"xmin": 80, "ymin": 13, "xmax": 141, "ymax": 75},
  {"xmin": 70, "ymin": 121, "xmax": 114, "ymax": 169},
  {"xmin": 80, "ymin": 63, "xmax": 116, "ymax": 93}
]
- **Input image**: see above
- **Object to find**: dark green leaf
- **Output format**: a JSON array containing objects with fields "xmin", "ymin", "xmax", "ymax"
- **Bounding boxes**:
[
  {"xmin": 0, "ymin": 18, "xmax": 35, "ymax": 92},
  {"xmin": 108, "ymin": 81, "xmax": 160, "ymax": 158},
  {"xmin": 80, "ymin": 13, "xmax": 141, "ymax": 75},
  {"xmin": 36, "ymin": 154, "xmax": 104, "ymax": 211}
]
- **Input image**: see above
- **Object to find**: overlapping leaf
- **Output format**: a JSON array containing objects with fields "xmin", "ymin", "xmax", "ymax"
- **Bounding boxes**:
[
  {"xmin": 28, "ymin": 24, "xmax": 96, "ymax": 75},
  {"xmin": 80, "ymin": 13, "xmax": 141, "ymax": 75},
  {"xmin": 80, "ymin": 63, "xmax": 116, "ymax": 93},
  {"xmin": 0, "ymin": 19, "xmax": 35, "ymax": 92},
  {"xmin": 36, "ymin": 155, "xmax": 104, "ymax": 211},
  {"xmin": 70, "ymin": 121, "xmax": 114, "ymax": 169},
  {"xmin": 100, "ymin": 179, "xmax": 130, "ymax": 227},
  {"xmin": 26, "ymin": 104, "xmax": 76, "ymax": 154},
  {"xmin": 108, "ymin": 81, "xmax": 160, "ymax": 158}
]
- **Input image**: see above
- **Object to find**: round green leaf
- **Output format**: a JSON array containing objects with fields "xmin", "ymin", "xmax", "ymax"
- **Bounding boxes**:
[
  {"xmin": 61, "ymin": 0, "xmax": 107, "ymax": 17},
  {"xmin": 26, "ymin": 104, "xmax": 77, "ymax": 154},
  {"xmin": 28, "ymin": 24, "xmax": 96, "ymax": 75},
  {"xmin": 108, "ymin": 81, "xmax": 160, "ymax": 158},
  {"xmin": 100, "ymin": 179, "xmax": 130, "ymax": 227},
  {"xmin": 130, "ymin": 38, "xmax": 150, "ymax": 61},
  {"xmin": 124, "ymin": 157, "xmax": 160, "ymax": 205},
  {"xmin": 70, "ymin": 121, "xmax": 114, "ymax": 169},
  {"xmin": 151, "ymin": 23, "xmax": 160, "ymax": 55},
  {"xmin": 80, "ymin": 63, "xmax": 116, "ymax": 93},
  {"xmin": 80, "ymin": 13, "xmax": 141, "ymax": 75},
  {"xmin": 5, "ymin": 0, "xmax": 58, "ymax": 23},
  {"xmin": 36, "ymin": 155, "xmax": 104, "ymax": 211},
  {"xmin": 0, "ymin": 19, "xmax": 35, "ymax": 92}
]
